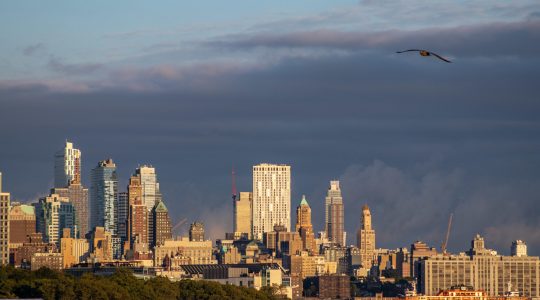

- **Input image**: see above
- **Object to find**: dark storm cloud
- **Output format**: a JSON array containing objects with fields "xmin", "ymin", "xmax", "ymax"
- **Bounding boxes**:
[
  {"xmin": 210, "ymin": 20, "xmax": 540, "ymax": 58},
  {"xmin": 338, "ymin": 160, "xmax": 540, "ymax": 254},
  {"xmin": 1, "ymin": 38, "xmax": 540, "ymax": 254}
]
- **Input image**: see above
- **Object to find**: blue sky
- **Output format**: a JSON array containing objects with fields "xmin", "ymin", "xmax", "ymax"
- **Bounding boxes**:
[{"xmin": 1, "ymin": 1, "xmax": 540, "ymax": 254}]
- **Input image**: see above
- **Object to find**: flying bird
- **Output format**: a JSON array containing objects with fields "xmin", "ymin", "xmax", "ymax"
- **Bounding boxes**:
[{"xmin": 396, "ymin": 49, "xmax": 452, "ymax": 63}]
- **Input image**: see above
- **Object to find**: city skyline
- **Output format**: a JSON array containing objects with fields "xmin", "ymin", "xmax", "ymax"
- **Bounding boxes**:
[
  {"xmin": 2, "ymin": 1, "xmax": 540, "ymax": 258},
  {"xmin": 0, "ymin": 139, "xmax": 537, "ymax": 256}
]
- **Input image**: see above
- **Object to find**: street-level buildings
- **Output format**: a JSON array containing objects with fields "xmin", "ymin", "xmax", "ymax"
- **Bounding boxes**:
[{"xmin": 418, "ymin": 235, "xmax": 540, "ymax": 298}]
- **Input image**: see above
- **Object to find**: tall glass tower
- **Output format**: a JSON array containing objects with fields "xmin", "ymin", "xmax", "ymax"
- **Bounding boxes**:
[
  {"xmin": 54, "ymin": 140, "xmax": 81, "ymax": 188},
  {"xmin": 90, "ymin": 159, "xmax": 118, "ymax": 234}
]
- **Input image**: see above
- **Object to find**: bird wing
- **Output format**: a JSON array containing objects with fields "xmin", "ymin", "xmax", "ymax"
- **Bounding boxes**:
[
  {"xmin": 396, "ymin": 49, "xmax": 422, "ymax": 53},
  {"xmin": 430, "ymin": 52, "xmax": 452, "ymax": 63}
]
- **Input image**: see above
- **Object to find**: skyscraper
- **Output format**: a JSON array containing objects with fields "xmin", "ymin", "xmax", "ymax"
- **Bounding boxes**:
[
  {"xmin": 90, "ymin": 159, "xmax": 118, "ymax": 234},
  {"xmin": 252, "ymin": 163, "xmax": 291, "ymax": 240},
  {"xmin": 34, "ymin": 193, "xmax": 77, "ymax": 245},
  {"xmin": 325, "ymin": 181, "xmax": 344, "ymax": 246},
  {"xmin": 136, "ymin": 165, "xmax": 160, "ymax": 211},
  {"xmin": 128, "ymin": 174, "xmax": 148, "ymax": 246},
  {"xmin": 234, "ymin": 191, "xmax": 252, "ymax": 238},
  {"xmin": 152, "ymin": 200, "xmax": 172, "ymax": 247},
  {"xmin": 295, "ymin": 195, "xmax": 316, "ymax": 253},
  {"xmin": 54, "ymin": 141, "xmax": 81, "ymax": 188},
  {"xmin": 189, "ymin": 222, "xmax": 205, "ymax": 242},
  {"xmin": 0, "ymin": 172, "xmax": 10, "ymax": 265},
  {"xmin": 357, "ymin": 204, "xmax": 376, "ymax": 269},
  {"xmin": 117, "ymin": 192, "xmax": 129, "ymax": 242},
  {"xmin": 52, "ymin": 184, "xmax": 89, "ymax": 237}
]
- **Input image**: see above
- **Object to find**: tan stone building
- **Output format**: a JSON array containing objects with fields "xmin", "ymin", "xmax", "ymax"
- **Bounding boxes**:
[
  {"xmin": 60, "ymin": 228, "xmax": 89, "ymax": 268},
  {"xmin": 234, "ymin": 192, "xmax": 252, "ymax": 239},
  {"xmin": 87, "ymin": 226, "xmax": 113, "ymax": 262},
  {"xmin": 189, "ymin": 222, "xmax": 205, "ymax": 242},
  {"xmin": 411, "ymin": 240, "xmax": 438, "ymax": 278},
  {"xmin": 357, "ymin": 204, "xmax": 376, "ymax": 270},
  {"xmin": 295, "ymin": 195, "xmax": 316, "ymax": 254},
  {"xmin": 154, "ymin": 237, "xmax": 215, "ymax": 267},
  {"xmin": 151, "ymin": 200, "xmax": 171, "ymax": 247},
  {"xmin": 325, "ymin": 181, "xmax": 345, "ymax": 246}
]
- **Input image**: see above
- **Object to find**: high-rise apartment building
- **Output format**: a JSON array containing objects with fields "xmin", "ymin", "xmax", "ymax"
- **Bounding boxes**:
[
  {"xmin": 52, "ymin": 141, "xmax": 89, "ymax": 236},
  {"xmin": 9, "ymin": 203, "xmax": 36, "ymax": 249},
  {"xmin": 325, "ymin": 181, "xmax": 344, "ymax": 246},
  {"xmin": 295, "ymin": 195, "xmax": 316, "ymax": 254},
  {"xmin": 511, "ymin": 240, "xmax": 527, "ymax": 257},
  {"xmin": 252, "ymin": 163, "xmax": 291, "ymax": 239},
  {"xmin": 234, "ymin": 191, "xmax": 252, "ymax": 238},
  {"xmin": 0, "ymin": 172, "xmax": 10, "ymax": 265},
  {"xmin": 151, "ymin": 200, "xmax": 172, "ymax": 247},
  {"xmin": 357, "ymin": 204, "xmax": 376, "ymax": 269},
  {"xmin": 52, "ymin": 184, "xmax": 89, "ymax": 237},
  {"xmin": 54, "ymin": 141, "xmax": 81, "ymax": 188},
  {"xmin": 90, "ymin": 159, "xmax": 118, "ymax": 234},
  {"xmin": 136, "ymin": 165, "xmax": 160, "ymax": 211},
  {"xmin": 34, "ymin": 193, "xmax": 77, "ymax": 245},
  {"xmin": 117, "ymin": 192, "xmax": 129, "ymax": 242},
  {"xmin": 418, "ymin": 235, "xmax": 540, "ymax": 297},
  {"xmin": 189, "ymin": 222, "xmax": 205, "ymax": 242},
  {"xmin": 128, "ymin": 174, "xmax": 148, "ymax": 246}
]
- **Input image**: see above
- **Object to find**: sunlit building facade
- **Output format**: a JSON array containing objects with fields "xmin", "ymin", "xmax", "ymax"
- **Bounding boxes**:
[{"xmin": 252, "ymin": 164, "xmax": 291, "ymax": 240}]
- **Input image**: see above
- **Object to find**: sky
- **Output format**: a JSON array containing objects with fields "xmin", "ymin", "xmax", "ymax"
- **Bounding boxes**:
[{"xmin": 1, "ymin": 1, "xmax": 540, "ymax": 255}]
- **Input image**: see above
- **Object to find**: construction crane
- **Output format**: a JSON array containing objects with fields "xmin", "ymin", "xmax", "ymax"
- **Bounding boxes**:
[
  {"xmin": 231, "ymin": 166, "xmax": 237, "ymax": 201},
  {"xmin": 441, "ymin": 213, "xmax": 453, "ymax": 254}
]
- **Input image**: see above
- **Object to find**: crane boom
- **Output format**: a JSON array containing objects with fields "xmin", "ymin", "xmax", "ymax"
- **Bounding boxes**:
[{"xmin": 441, "ymin": 213, "xmax": 453, "ymax": 254}]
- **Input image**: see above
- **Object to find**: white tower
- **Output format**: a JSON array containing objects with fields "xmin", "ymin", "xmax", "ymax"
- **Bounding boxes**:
[
  {"xmin": 54, "ymin": 140, "xmax": 81, "ymax": 188},
  {"xmin": 252, "ymin": 163, "xmax": 291, "ymax": 240},
  {"xmin": 136, "ymin": 165, "xmax": 159, "ymax": 211}
]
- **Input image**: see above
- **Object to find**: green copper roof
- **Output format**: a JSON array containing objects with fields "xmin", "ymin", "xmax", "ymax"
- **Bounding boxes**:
[
  {"xmin": 300, "ymin": 195, "xmax": 309, "ymax": 206},
  {"xmin": 154, "ymin": 200, "xmax": 168, "ymax": 212},
  {"xmin": 20, "ymin": 205, "xmax": 35, "ymax": 215}
]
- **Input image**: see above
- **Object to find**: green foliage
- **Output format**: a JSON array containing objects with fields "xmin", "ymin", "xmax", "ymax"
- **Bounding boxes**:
[{"xmin": 0, "ymin": 266, "xmax": 279, "ymax": 300}]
